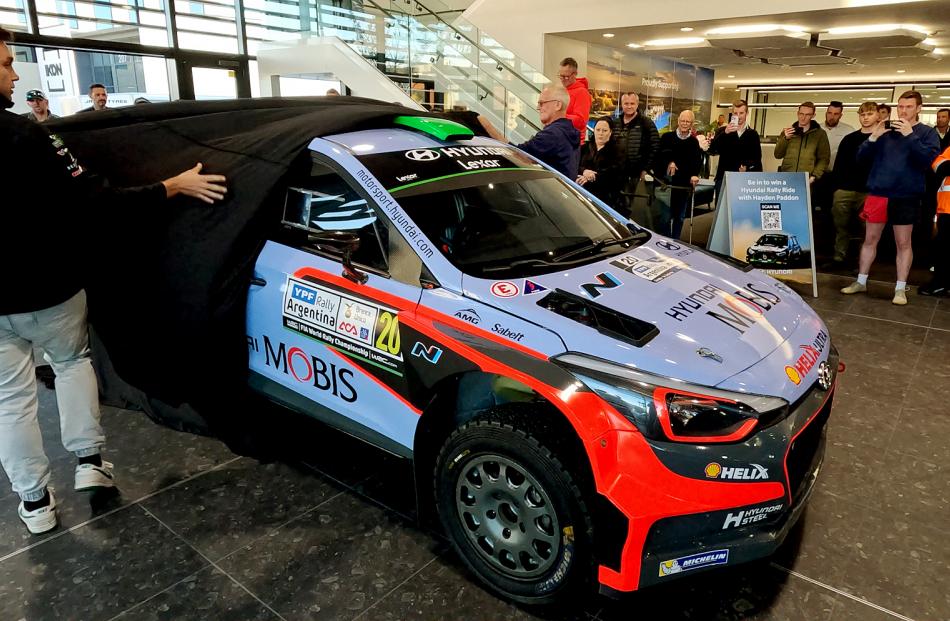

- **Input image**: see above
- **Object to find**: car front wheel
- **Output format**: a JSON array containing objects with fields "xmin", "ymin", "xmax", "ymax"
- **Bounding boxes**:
[{"xmin": 434, "ymin": 410, "xmax": 592, "ymax": 606}]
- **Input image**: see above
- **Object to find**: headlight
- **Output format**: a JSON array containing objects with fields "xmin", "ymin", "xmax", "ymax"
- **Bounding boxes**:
[{"xmin": 554, "ymin": 353, "xmax": 788, "ymax": 443}]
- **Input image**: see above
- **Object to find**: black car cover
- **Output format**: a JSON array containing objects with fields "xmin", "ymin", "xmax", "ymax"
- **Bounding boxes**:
[{"xmin": 47, "ymin": 97, "xmax": 432, "ymax": 454}]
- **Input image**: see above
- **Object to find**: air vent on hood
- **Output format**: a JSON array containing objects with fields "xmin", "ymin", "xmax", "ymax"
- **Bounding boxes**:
[{"xmin": 538, "ymin": 289, "xmax": 659, "ymax": 347}]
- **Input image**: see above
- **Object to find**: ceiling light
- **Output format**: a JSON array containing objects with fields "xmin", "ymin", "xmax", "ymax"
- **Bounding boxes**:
[
  {"xmin": 706, "ymin": 24, "xmax": 805, "ymax": 35},
  {"xmin": 602, "ymin": 33, "xmax": 615, "ymax": 38},
  {"xmin": 922, "ymin": 38, "xmax": 938, "ymax": 45},
  {"xmin": 727, "ymin": 74, "xmax": 735, "ymax": 78},
  {"xmin": 934, "ymin": 48, "xmax": 948, "ymax": 55},
  {"xmin": 680, "ymin": 27, "xmax": 694, "ymax": 32},
  {"xmin": 826, "ymin": 24, "xmax": 930, "ymax": 35},
  {"xmin": 897, "ymin": 69, "xmax": 906, "ymax": 73},
  {"xmin": 805, "ymin": 72, "xmax": 814, "ymax": 76},
  {"xmin": 642, "ymin": 37, "xmax": 705, "ymax": 47},
  {"xmin": 626, "ymin": 43, "xmax": 642, "ymax": 48}
]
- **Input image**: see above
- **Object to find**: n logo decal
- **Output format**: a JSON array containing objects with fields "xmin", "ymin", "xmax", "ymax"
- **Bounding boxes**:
[
  {"xmin": 411, "ymin": 342, "xmax": 443, "ymax": 364},
  {"xmin": 580, "ymin": 272, "xmax": 622, "ymax": 299}
]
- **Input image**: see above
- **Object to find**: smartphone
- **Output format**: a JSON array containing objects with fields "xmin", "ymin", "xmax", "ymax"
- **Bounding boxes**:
[
  {"xmin": 729, "ymin": 113, "xmax": 738, "ymax": 126},
  {"xmin": 883, "ymin": 120, "xmax": 892, "ymax": 129},
  {"xmin": 793, "ymin": 125, "xmax": 804, "ymax": 135}
]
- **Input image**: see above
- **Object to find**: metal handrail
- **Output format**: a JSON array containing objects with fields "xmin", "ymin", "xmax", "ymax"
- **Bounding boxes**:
[{"xmin": 408, "ymin": 0, "xmax": 542, "ymax": 96}]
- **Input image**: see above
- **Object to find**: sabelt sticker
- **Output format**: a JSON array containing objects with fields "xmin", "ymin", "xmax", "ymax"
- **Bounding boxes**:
[
  {"xmin": 491, "ymin": 281, "xmax": 520, "ymax": 298},
  {"xmin": 282, "ymin": 276, "xmax": 403, "ymax": 375},
  {"xmin": 658, "ymin": 550, "xmax": 729, "ymax": 577}
]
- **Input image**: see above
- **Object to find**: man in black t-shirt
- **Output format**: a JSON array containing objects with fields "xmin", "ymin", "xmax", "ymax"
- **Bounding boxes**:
[
  {"xmin": 827, "ymin": 101, "xmax": 879, "ymax": 267},
  {"xmin": 0, "ymin": 26, "xmax": 228, "ymax": 535}
]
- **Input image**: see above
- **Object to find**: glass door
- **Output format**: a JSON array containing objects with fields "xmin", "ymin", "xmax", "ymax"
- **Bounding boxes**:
[{"xmin": 176, "ymin": 55, "xmax": 250, "ymax": 100}]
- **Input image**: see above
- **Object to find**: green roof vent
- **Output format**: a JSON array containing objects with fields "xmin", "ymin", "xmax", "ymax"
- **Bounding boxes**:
[{"xmin": 393, "ymin": 115, "xmax": 474, "ymax": 141}]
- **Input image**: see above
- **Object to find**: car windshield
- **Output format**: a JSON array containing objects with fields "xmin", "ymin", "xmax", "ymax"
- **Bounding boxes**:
[
  {"xmin": 758, "ymin": 235, "xmax": 788, "ymax": 246},
  {"xmin": 396, "ymin": 172, "xmax": 644, "ymax": 278}
]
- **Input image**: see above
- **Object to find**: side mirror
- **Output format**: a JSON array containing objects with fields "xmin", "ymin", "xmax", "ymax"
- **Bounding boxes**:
[{"xmin": 307, "ymin": 231, "xmax": 368, "ymax": 284}]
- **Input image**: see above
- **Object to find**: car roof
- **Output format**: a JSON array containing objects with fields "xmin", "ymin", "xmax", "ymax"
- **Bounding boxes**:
[{"xmin": 318, "ymin": 128, "xmax": 502, "ymax": 156}]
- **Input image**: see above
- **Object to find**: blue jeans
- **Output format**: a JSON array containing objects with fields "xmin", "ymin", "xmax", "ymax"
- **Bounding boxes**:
[{"xmin": 0, "ymin": 291, "xmax": 104, "ymax": 501}]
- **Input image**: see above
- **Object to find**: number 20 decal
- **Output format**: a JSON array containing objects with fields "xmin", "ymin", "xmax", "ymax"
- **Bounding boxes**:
[{"xmin": 376, "ymin": 312, "xmax": 401, "ymax": 355}]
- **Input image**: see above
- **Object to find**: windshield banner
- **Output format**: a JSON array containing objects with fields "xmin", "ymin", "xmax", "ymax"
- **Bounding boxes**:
[
  {"xmin": 357, "ymin": 146, "xmax": 543, "ymax": 192},
  {"xmin": 708, "ymin": 172, "xmax": 817, "ymax": 297}
]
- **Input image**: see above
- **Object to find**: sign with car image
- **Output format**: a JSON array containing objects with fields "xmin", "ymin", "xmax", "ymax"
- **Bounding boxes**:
[{"xmin": 708, "ymin": 172, "xmax": 818, "ymax": 296}]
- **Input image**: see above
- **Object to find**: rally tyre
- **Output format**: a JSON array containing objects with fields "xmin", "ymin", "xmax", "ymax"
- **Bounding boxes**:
[{"xmin": 434, "ymin": 410, "xmax": 593, "ymax": 607}]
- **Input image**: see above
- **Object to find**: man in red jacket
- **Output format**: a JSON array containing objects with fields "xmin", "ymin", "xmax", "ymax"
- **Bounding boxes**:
[{"xmin": 558, "ymin": 57, "xmax": 592, "ymax": 152}]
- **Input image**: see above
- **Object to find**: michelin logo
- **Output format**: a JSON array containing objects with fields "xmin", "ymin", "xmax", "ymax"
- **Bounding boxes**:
[{"xmin": 659, "ymin": 550, "xmax": 729, "ymax": 577}]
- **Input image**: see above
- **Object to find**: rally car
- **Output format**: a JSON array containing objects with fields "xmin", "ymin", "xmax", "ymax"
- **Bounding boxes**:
[
  {"xmin": 746, "ymin": 232, "xmax": 804, "ymax": 268},
  {"xmin": 245, "ymin": 115, "xmax": 836, "ymax": 605}
]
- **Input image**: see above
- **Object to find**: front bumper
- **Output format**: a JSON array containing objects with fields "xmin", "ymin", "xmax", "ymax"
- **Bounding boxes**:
[
  {"xmin": 747, "ymin": 253, "xmax": 790, "ymax": 266},
  {"xmin": 594, "ymin": 359, "xmax": 836, "ymax": 593}
]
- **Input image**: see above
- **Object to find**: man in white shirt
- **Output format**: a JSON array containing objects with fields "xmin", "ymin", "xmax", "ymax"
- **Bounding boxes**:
[
  {"xmin": 814, "ymin": 100, "xmax": 854, "ymax": 212},
  {"xmin": 823, "ymin": 101, "xmax": 855, "ymax": 169}
]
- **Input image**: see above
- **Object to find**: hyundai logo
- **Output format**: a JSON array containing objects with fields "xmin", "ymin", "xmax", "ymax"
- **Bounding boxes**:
[
  {"xmin": 697, "ymin": 347, "xmax": 723, "ymax": 363},
  {"xmin": 817, "ymin": 361, "xmax": 832, "ymax": 390},
  {"xmin": 405, "ymin": 149, "xmax": 441, "ymax": 162}
]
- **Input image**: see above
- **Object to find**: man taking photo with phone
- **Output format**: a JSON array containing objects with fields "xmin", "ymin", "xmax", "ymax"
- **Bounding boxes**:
[
  {"xmin": 709, "ymin": 99, "xmax": 761, "ymax": 205},
  {"xmin": 774, "ymin": 101, "xmax": 831, "ymax": 187},
  {"xmin": 840, "ymin": 90, "xmax": 940, "ymax": 305}
]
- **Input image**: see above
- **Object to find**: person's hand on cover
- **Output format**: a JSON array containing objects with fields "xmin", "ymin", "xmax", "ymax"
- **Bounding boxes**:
[
  {"xmin": 163, "ymin": 163, "xmax": 228, "ymax": 204},
  {"xmin": 575, "ymin": 174, "xmax": 588, "ymax": 186},
  {"xmin": 667, "ymin": 162, "xmax": 678, "ymax": 176},
  {"xmin": 582, "ymin": 169, "xmax": 597, "ymax": 182},
  {"xmin": 690, "ymin": 175, "xmax": 699, "ymax": 187},
  {"xmin": 738, "ymin": 164, "xmax": 748, "ymax": 172}
]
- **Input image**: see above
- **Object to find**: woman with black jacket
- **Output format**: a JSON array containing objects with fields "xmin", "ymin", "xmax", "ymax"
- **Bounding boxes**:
[{"xmin": 576, "ymin": 118, "xmax": 621, "ymax": 207}]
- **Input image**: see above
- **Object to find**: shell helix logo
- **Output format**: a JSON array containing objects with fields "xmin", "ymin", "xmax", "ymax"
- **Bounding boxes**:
[
  {"xmin": 785, "ymin": 366, "xmax": 802, "ymax": 384},
  {"xmin": 704, "ymin": 463, "xmax": 722, "ymax": 478}
]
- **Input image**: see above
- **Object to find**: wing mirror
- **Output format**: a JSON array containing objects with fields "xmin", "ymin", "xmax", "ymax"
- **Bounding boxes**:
[{"xmin": 307, "ymin": 231, "xmax": 368, "ymax": 284}]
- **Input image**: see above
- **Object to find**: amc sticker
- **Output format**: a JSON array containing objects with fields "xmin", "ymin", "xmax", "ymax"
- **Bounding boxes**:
[{"xmin": 490, "ymin": 281, "xmax": 520, "ymax": 298}]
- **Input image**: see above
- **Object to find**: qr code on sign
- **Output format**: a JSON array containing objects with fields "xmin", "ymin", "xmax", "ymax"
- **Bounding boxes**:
[{"xmin": 760, "ymin": 204, "xmax": 782, "ymax": 231}]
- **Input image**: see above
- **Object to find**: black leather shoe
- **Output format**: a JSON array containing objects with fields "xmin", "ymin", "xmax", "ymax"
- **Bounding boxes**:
[{"xmin": 918, "ymin": 283, "xmax": 948, "ymax": 297}]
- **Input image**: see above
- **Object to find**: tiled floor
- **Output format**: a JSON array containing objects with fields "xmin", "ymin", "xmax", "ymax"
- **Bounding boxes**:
[{"xmin": 2, "ymin": 273, "xmax": 947, "ymax": 621}]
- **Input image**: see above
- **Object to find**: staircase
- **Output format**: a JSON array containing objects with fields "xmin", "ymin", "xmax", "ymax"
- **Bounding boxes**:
[{"xmin": 256, "ymin": 0, "xmax": 548, "ymax": 143}]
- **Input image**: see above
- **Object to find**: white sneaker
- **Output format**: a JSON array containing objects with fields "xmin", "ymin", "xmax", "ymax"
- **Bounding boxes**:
[
  {"xmin": 74, "ymin": 460, "xmax": 115, "ymax": 492},
  {"xmin": 892, "ymin": 289, "xmax": 908, "ymax": 306},
  {"xmin": 18, "ymin": 491, "xmax": 57, "ymax": 535},
  {"xmin": 840, "ymin": 281, "xmax": 867, "ymax": 295}
]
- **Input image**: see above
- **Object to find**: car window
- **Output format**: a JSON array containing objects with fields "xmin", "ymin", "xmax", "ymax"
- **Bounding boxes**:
[
  {"xmin": 282, "ymin": 159, "xmax": 388, "ymax": 272},
  {"xmin": 397, "ymin": 173, "xmax": 640, "ymax": 279}
]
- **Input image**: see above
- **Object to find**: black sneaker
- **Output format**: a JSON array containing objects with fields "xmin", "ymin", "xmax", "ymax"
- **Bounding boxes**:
[{"xmin": 918, "ymin": 283, "xmax": 948, "ymax": 297}]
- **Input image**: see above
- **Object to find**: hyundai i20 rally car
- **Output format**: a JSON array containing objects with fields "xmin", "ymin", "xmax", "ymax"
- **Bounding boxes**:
[{"xmin": 245, "ymin": 115, "xmax": 837, "ymax": 606}]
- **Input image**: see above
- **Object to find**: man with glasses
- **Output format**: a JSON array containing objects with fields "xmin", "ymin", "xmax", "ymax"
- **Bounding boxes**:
[
  {"xmin": 22, "ymin": 89, "xmax": 57, "ymax": 123},
  {"xmin": 557, "ymin": 57, "xmax": 591, "ymax": 154},
  {"xmin": 503, "ymin": 84, "xmax": 579, "ymax": 178},
  {"xmin": 774, "ymin": 101, "xmax": 830, "ymax": 187}
]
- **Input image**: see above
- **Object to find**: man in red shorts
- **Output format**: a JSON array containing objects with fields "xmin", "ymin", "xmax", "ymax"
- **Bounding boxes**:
[{"xmin": 840, "ymin": 91, "xmax": 941, "ymax": 305}]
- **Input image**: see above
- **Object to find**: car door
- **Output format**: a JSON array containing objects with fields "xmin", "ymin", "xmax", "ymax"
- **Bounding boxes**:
[{"xmin": 246, "ymin": 153, "xmax": 427, "ymax": 456}]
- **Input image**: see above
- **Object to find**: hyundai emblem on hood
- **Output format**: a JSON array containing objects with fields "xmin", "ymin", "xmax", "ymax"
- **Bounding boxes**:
[
  {"xmin": 697, "ymin": 348, "xmax": 723, "ymax": 363},
  {"xmin": 818, "ymin": 361, "xmax": 832, "ymax": 390}
]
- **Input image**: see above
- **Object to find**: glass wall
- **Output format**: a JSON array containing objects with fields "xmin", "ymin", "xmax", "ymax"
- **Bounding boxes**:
[
  {"xmin": 743, "ymin": 84, "xmax": 950, "ymax": 139},
  {"xmin": 8, "ymin": 43, "xmax": 170, "ymax": 115},
  {"xmin": 585, "ymin": 42, "xmax": 715, "ymax": 133}
]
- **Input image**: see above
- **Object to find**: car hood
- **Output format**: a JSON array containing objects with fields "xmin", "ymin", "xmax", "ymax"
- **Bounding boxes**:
[{"xmin": 462, "ymin": 237, "xmax": 814, "ymax": 389}]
